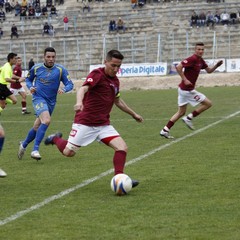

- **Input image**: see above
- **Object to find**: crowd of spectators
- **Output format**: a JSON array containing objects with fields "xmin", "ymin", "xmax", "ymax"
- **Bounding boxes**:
[
  {"xmin": 190, "ymin": 9, "xmax": 240, "ymax": 29},
  {"xmin": 0, "ymin": 0, "xmax": 60, "ymax": 21},
  {"xmin": 0, "ymin": 0, "xmax": 65, "ymax": 39}
]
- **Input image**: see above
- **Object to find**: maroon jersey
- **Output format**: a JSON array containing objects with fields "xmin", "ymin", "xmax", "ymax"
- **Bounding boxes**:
[
  {"xmin": 74, "ymin": 67, "xmax": 120, "ymax": 126},
  {"xmin": 178, "ymin": 54, "xmax": 208, "ymax": 91},
  {"xmin": 11, "ymin": 64, "xmax": 22, "ymax": 89}
]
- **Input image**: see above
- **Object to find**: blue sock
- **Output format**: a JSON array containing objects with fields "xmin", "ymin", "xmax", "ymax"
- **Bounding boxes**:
[
  {"xmin": 22, "ymin": 128, "xmax": 37, "ymax": 148},
  {"xmin": 0, "ymin": 137, "xmax": 5, "ymax": 153},
  {"xmin": 33, "ymin": 123, "xmax": 48, "ymax": 151}
]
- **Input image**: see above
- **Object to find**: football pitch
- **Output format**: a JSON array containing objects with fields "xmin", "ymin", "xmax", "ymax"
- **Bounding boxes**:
[{"xmin": 1, "ymin": 86, "xmax": 240, "ymax": 239}]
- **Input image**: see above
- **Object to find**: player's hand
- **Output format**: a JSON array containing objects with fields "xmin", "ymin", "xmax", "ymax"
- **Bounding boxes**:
[
  {"xmin": 74, "ymin": 103, "xmax": 84, "ymax": 112},
  {"xmin": 132, "ymin": 113, "xmax": 144, "ymax": 123},
  {"xmin": 216, "ymin": 60, "xmax": 223, "ymax": 67},
  {"xmin": 30, "ymin": 87, "xmax": 36, "ymax": 94},
  {"xmin": 183, "ymin": 79, "xmax": 193, "ymax": 86},
  {"xmin": 19, "ymin": 77, "xmax": 25, "ymax": 82},
  {"xmin": 58, "ymin": 89, "xmax": 64, "ymax": 94}
]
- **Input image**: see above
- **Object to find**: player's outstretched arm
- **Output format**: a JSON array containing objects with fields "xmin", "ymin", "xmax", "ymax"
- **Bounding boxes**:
[
  {"xmin": 114, "ymin": 97, "xmax": 143, "ymax": 123},
  {"xmin": 206, "ymin": 60, "xmax": 223, "ymax": 73}
]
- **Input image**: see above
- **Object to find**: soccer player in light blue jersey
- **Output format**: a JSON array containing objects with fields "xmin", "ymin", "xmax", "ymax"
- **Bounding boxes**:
[{"xmin": 18, "ymin": 47, "xmax": 74, "ymax": 160}]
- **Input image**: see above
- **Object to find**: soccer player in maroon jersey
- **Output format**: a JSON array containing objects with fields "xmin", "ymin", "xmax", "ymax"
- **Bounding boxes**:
[
  {"xmin": 160, "ymin": 42, "xmax": 223, "ymax": 139},
  {"xmin": 10, "ymin": 57, "xmax": 31, "ymax": 114},
  {"xmin": 44, "ymin": 50, "xmax": 143, "ymax": 187}
]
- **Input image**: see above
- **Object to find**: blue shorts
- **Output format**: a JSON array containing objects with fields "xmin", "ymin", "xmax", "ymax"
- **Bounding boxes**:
[{"xmin": 32, "ymin": 97, "xmax": 55, "ymax": 117}]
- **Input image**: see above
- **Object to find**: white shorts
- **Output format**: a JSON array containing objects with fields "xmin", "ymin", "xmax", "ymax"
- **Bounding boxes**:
[
  {"xmin": 178, "ymin": 88, "xmax": 206, "ymax": 107},
  {"xmin": 66, "ymin": 124, "xmax": 120, "ymax": 152},
  {"xmin": 10, "ymin": 87, "xmax": 26, "ymax": 95}
]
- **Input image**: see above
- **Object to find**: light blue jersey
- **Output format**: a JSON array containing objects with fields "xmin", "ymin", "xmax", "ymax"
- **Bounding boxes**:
[{"xmin": 26, "ymin": 63, "xmax": 74, "ymax": 106}]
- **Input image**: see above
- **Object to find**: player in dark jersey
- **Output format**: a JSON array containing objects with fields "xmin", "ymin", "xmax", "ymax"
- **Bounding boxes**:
[
  {"xmin": 10, "ymin": 56, "xmax": 31, "ymax": 115},
  {"xmin": 44, "ymin": 49, "xmax": 143, "ymax": 188},
  {"xmin": 160, "ymin": 42, "xmax": 223, "ymax": 139}
]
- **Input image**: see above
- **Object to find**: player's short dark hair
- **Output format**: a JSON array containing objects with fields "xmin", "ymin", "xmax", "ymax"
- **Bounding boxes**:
[
  {"xmin": 195, "ymin": 42, "xmax": 204, "ymax": 47},
  {"xmin": 7, "ymin": 53, "xmax": 17, "ymax": 62},
  {"xmin": 106, "ymin": 50, "xmax": 124, "ymax": 61},
  {"xmin": 44, "ymin": 47, "xmax": 56, "ymax": 55}
]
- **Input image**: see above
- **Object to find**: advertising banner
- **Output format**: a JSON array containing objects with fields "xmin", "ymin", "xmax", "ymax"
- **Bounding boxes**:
[
  {"xmin": 90, "ymin": 62, "xmax": 168, "ymax": 77},
  {"xmin": 226, "ymin": 59, "xmax": 240, "ymax": 72}
]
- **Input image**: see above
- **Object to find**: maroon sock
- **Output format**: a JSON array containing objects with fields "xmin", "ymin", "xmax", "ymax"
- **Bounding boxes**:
[
  {"xmin": 21, "ymin": 101, "xmax": 26, "ymax": 108},
  {"xmin": 113, "ymin": 150, "xmax": 126, "ymax": 175},
  {"xmin": 166, "ymin": 120, "xmax": 174, "ymax": 130},
  {"xmin": 192, "ymin": 110, "xmax": 200, "ymax": 118},
  {"xmin": 53, "ymin": 137, "xmax": 67, "ymax": 154}
]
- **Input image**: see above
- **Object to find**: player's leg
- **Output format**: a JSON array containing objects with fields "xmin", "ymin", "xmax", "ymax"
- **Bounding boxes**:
[
  {"xmin": 107, "ymin": 136, "xmax": 128, "ymax": 175},
  {"xmin": 0, "ymin": 124, "xmax": 5, "ymax": 153},
  {"xmin": 160, "ymin": 88, "xmax": 188, "ymax": 138},
  {"xmin": 106, "ymin": 136, "xmax": 139, "ymax": 188},
  {"xmin": 44, "ymin": 124, "xmax": 97, "ymax": 157},
  {"xmin": 0, "ymin": 99, "xmax": 6, "ymax": 113},
  {"xmin": 182, "ymin": 91, "xmax": 210, "ymax": 130},
  {"xmin": 19, "ymin": 91, "xmax": 31, "ymax": 114},
  {"xmin": 31, "ymin": 111, "xmax": 51, "ymax": 160},
  {"xmin": 160, "ymin": 104, "xmax": 187, "ymax": 139},
  {"xmin": 18, "ymin": 117, "xmax": 40, "ymax": 160},
  {"xmin": 0, "ymin": 124, "xmax": 7, "ymax": 177},
  {"xmin": 0, "ymin": 87, "xmax": 11, "ymax": 112},
  {"xmin": 6, "ymin": 93, "xmax": 17, "ymax": 105}
]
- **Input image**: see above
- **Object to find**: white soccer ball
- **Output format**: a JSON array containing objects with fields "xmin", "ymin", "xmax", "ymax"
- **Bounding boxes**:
[{"xmin": 110, "ymin": 173, "xmax": 132, "ymax": 196}]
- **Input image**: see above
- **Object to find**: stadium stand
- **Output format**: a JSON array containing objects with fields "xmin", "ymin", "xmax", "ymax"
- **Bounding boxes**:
[{"xmin": 0, "ymin": 0, "xmax": 239, "ymax": 78}]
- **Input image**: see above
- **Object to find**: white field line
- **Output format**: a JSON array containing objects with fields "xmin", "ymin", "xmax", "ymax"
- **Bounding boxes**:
[{"xmin": 0, "ymin": 110, "xmax": 240, "ymax": 226}]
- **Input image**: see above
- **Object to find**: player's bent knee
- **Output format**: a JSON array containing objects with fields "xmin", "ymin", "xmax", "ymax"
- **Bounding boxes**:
[{"xmin": 63, "ymin": 148, "xmax": 76, "ymax": 157}]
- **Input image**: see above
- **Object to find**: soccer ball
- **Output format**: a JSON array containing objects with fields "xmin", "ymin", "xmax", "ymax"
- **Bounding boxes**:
[{"xmin": 110, "ymin": 173, "xmax": 132, "ymax": 196}]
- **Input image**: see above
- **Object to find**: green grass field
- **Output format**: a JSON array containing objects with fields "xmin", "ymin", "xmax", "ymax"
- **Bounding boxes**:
[{"xmin": 1, "ymin": 86, "xmax": 240, "ymax": 240}]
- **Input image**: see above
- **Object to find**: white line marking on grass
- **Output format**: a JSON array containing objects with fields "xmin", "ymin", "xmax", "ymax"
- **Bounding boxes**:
[{"xmin": 1, "ymin": 110, "xmax": 240, "ymax": 226}]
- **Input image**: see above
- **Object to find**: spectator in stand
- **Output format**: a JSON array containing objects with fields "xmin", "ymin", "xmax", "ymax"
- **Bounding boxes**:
[
  {"xmin": 28, "ymin": 5, "xmax": 35, "ymax": 19},
  {"xmin": 50, "ymin": 5, "xmax": 58, "ymax": 17},
  {"xmin": 10, "ymin": 0, "xmax": 17, "ymax": 10},
  {"xmin": 214, "ymin": 10, "xmax": 221, "ymax": 24},
  {"xmin": 28, "ymin": 58, "xmax": 35, "ymax": 70},
  {"xmin": 46, "ymin": 0, "xmax": 52, "ymax": 8},
  {"xmin": 0, "ymin": 27, "xmax": 3, "ymax": 39},
  {"xmin": 0, "ymin": 9, "xmax": 6, "ymax": 23},
  {"xmin": 131, "ymin": 0, "xmax": 137, "ymax": 9},
  {"xmin": 11, "ymin": 24, "xmax": 19, "ymax": 39},
  {"xmin": 35, "ymin": 4, "xmax": 42, "ymax": 18},
  {"xmin": 14, "ymin": 1, "xmax": 21, "ymax": 16},
  {"xmin": 5, "ymin": 0, "xmax": 12, "ymax": 13},
  {"xmin": 229, "ymin": 11, "xmax": 237, "ymax": 24},
  {"xmin": 190, "ymin": 10, "xmax": 199, "ymax": 28},
  {"xmin": 206, "ymin": 11, "xmax": 215, "ymax": 28},
  {"xmin": 35, "ymin": 0, "xmax": 40, "ymax": 8},
  {"xmin": 0, "ymin": 0, "xmax": 4, "ymax": 8},
  {"xmin": 109, "ymin": 19, "xmax": 116, "ymax": 32},
  {"xmin": 42, "ymin": 5, "xmax": 48, "ymax": 17},
  {"xmin": 49, "ymin": 24, "xmax": 54, "ymax": 36},
  {"xmin": 63, "ymin": 15, "xmax": 69, "ymax": 31},
  {"xmin": 21, "ymin": 0, "xmax": 28, "ymax": 8},
  {"xmin": 138, "ymin": 0, "xmax": 145, "ymax": 8},
  {"xmin": 117, "ymin": 17, "xmax": 126, "ymax": 33},
  {"xmin": 220, "ymin": 11, "xmax": 230, "ymax": 25},
  {"xmin": 20, "ymin": 6, "xmax": 27, "ymax": 20},
  {"xmin": 59, "ymin": 0, "xmax": 64, "ymax": 5},
  {"xmin": 198, "ymin": 11, "xmax": 206, "ymax": 27},
  {"xmin": 42, "ymin": 22, "xmax": 50, "ymax": 35},
  {"xmin": 82, "ymin": 0, "xmax": 90, "ymax": 13}
]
